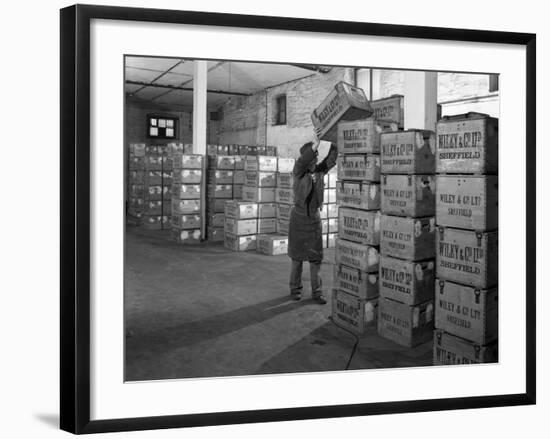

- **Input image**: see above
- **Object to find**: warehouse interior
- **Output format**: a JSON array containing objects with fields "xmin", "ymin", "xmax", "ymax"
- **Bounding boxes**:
[{"xmin": 124, "ymin": 56, "xmax": 499, "ymax": 381}]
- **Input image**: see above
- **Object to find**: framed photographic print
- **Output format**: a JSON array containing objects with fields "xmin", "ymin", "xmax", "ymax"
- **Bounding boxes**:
[{"xmin": 60, "ymin": 4, "xmax": 536, "ymax": 434}]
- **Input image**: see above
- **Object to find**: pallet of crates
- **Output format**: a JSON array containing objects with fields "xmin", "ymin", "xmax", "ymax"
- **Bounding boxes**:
[
  {"xmin": 170, "ymin": 153, "xmax": 203, "ymax": 244},
  {"xmin": 256, "ymin": 155, "xmax": 292, "ymax": 256},
  {"xmin": 140, "ymin": 145, "xmax": 172, "ymax": 230},
  {"xmin": 433, "ymin": 112, "xmax": 499, "ymax": 365},
  {"xmin": 331, "ymin": 116, "xmax": 391, "ymax": 335},
  {"xmin": 376, "ymin": 128, "xmax": 437, "ymax": 348}
]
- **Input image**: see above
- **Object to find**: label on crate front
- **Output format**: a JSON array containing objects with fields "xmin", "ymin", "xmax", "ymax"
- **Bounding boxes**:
[
  {"xmin": 245, "ymin": 171, "xmax": 277, "ymax": 187},
  {"xmin": 277, "ymin": 203, "xmax": 292, "ymax": 221},
  {"xmin": 335, "ymin": 238, "xmax": 379, "ymax": 273},
  {"xmin": 276, "ymin": 188, "xmax": 294, "ymax": 205},
  {"xmin": 380, "ymin": 215, "xmax": 435, "ymax": 260},
  {"xmin": 381, "ymin": 175, "xmax": 435, "ymax": 217},
  {"xmin": 277, "ymin": 158, "xmax": 295, "ymax": 173},
  {"xmin": 337, "ymin": 119, "xmax": 382, "ymax": 154},
  {"xmin": 277, "ymin": 173, "xmax": 294, "ymax": 189},
  {"xmin": 336, "ymin": 181, "xmax": 380, "ymax": 210},
  {"xmin": 380, "ymin": 130, "xmax": 435, "ymax": 174},
  {"xmin": 334, "ymin": 265, "xmax": 378, "ymax": 300},
  {"xmin": 338, "ymin": 208, "xmax": 380, "ymax": 245},
  {"xmin": 337, "ymin": 155, "xmax": 380, "ymax": 182}
]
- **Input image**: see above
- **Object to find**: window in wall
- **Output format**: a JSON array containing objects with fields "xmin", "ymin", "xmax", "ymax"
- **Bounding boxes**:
[
  {"xmin": 147, "ymin": 115, "xmax": 178, "ymax": 139},
  {"xmin": 275, "ymin": 95, "xmax": 287, "ymax": 125},
  {"xmin": 489, "ymin": 74, "xmax": 499, "ymax": 93}
]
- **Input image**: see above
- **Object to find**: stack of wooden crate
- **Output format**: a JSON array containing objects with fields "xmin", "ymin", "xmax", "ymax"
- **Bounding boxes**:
[
  {"xmin": 206, "ymin": 155, "xmax": 235, "ymax": 242},
  {"xmin": 127, "ymin": 143, "xmax": 146, "ymax": 226},
  {"xmin": 331, "ymin": 118, "xmax": 393, "ymax": 335},
  {"xmin": 170, "ymin": 153, "xmax": 203, "ymax": 244},
  {"xmin": 377, "ymin": 129, "xmax": 437, "ymax": 347},
  {"xmin": 321, "ymin": 168, "xmax": 338, "ymax": 248},
  {"xmin": 433, "ymin": 112, "xmax": 499, "ymax": 364},
  {"xmin": 223, "ymin": 200, "xmax": 259, "ymax": 251},
  {"xmin": 246, "ymin": 156, "xmax": 278, "ymax": 236}
]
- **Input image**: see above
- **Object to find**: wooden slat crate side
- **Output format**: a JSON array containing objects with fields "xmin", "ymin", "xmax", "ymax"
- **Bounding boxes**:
[
  {"xmin": 436, "ymin": 175, "xmax": 498, "ymax": 231},
  {"xmin": 380, "ymin": 129, "xmax": 436, "ymax": 174},
  {"xmin": 436, "ymin": 227, "xmax": 498, "ymax": 289},
  {"xmin": 206, "ymin": 198, "xmax": 226, "ymax": 213},
  {"xmin": 336, "ymin": 181, "xmax": 380, "ymax": 211},
  {"xmin": 277, "ymin": 219, "xmax": 290, "ymax": 235},
  {"xmin": 371, "ymin": 95, "xmax": 404, "ymax": 128},
  {"xmin": 311, "ymin": 82, "xmax": 373, "ymax": 143},
  {"xmin": 257, "ymin": 234, "xmax": 288, "ymax": 255},
  {"xmin": 277, "ymin": 158, "xmax": 296, "ymax": 173},
  {"xmin": 435, "ymin": 113, "xmax": 499, "ymax": 174},
  {"xmin": 379, "ymin": 256, "xmax": 435, "ymax": 305},
  {"xmin": 331, "ymin": 289, "xmax": 378, "ymax": 335},
  {"xmin": 433, "ymin": 329, "xmax": 498, "ymax": 365},
  {"xmin": 233, "ymin": 170, "xmax": 245, "ymax": 185},
  {"xmin": 337, "ymin": 118, "xmax": 398, "ymax": 154},
  {"xmin": 335, "ymin": 238, "xmax": 379, "ymax": 273},
  {"xmin": 275, "ymin": 188, "xmax": 295, "ymax": 205},
  {"xmin": 333, "ymin": 264, "xmax": 379, "ymax": 300},
  {"xmin": 277, "ymin": 172, "xmax": 294, "ymax": 189},
  {"xmin": 224, "ymin": 218, "xmax": 258, "ymax": 236},
  {"xmin": 207, "ymin": 184, "xmax": 233, "ymax": 199},
  {"xmin": 337, "ymin": 154, "xmax": 381, "ymax": 182},
  {"xmin": 172, "ymin": 199, "xmax": 201, "ymax": 214},
  {"xmin": 244, "ymin": 155, "xmax": 278, "ymax": 172},
  {"xmin": 206, "ymin": 170, "xmax": 233, "ymax": 185},
  {"xmin": 173, "ymin": 169, "xmax": 203, "ymax": 184},
  {"xmin": 338, "ymin": 207, "xmax": 381, "ymax": 246},
  {"xmin": 257, "ymin": 218, "xmax": 277, "ymax": 234},
  {"xmin": 171, "ymin": 213, "xmax": 202, "ymax": 230},
  {"xmin": 435, "ymin": 279, "xmax": 498, "ymax": 345},
  {"xmin": 245, "ymin": 171, "xmax": 277, "ymax": 188},
  {"xmin": 172, "ymin": 184, "xmax": 202, "ymax": 200},
  {"xmin": 207, "ymin": 226, "xmax": 224, "ymax": 242},
  {"xmin": 381, "ymin": 175, "xmax": 436, "ymax": 217},
  {"xmin": 242, "ymin": 186, "xmax": 276, "ymax": 203},
  {"xmin": 208, "ymin": 155, "xmax": 235, "ymax": 170},
  {"xmin": 171, "ymin": 228, "xmax": 202, "ymax": 244},
  {"xmin": 258, "ymin": 202, "xmax": 277, "ymax": 218},
  {"xmin": 224, "ymin": 233, "xmax": 257, "ymax": 251},
  {"xmin": 380, "ymin": 215, "xmax": 435, "ymax": 261},
  {"xmin": 277, "ymin": 203, "xmax": 292, "ymax": 221},
  {"xmin": 208, "ymin": 213, "xmax": 225, "ymax": 228},
  {"xmin": 378, "ymin": 297, "xmax": 434, "ymax": 348}
]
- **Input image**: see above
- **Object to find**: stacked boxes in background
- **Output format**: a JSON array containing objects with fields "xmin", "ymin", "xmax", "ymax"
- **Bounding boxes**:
[
  {"xmin": 332, "ymin": 116, "xmax": 392, "ymax": 335},
  {"xmin": 171, "ymin": 153, "xmax": 203, "ymax": 244},
  {"xmin": 322, "ymin": 168, "xmax": 338, "ymax": 248},
  {"xmin": 127, "ymin": 144, "xmax": 173, "ymax": 230},
  {"xmin": 433, "ymin": 112, "xmax": 499, "ymax": 365},
  {"xmin": 224, "ymin": 200, "xmax": 259, "ymax": 252},
  {"xmin": 207, "ymin": 155, "xmax": 235, "ymax": 242},
  {"xmin": 377, "ymin": 129, "xmax": 437, "ymax": 347}
]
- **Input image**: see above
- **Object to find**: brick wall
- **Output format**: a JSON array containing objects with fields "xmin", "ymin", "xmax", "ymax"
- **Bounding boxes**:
[{"xmin": 211, "ymin": 67, "xmax": 355, "ymax": 158}]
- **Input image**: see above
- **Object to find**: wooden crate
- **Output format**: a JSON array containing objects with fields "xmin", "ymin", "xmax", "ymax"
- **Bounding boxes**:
[
  {"xmin": 338, "ymin": 207, "xmax": 381, "ymax": 246},
  {"xmin": 277, "ymin": 203, "xmax": 292, "ymax": 221},
  {"xmin": 233, "ymin": 184, "xmax": 243, "ymax": 199},
  {"xmin": 233, "ymin": 170, "xmax": 245, "ymax": 185},
  {"xmin": 206, "ymin": 198, "xmax": 226, "ymax": 213},
  {"xmin": 224, "ymin": 233, "xmax": 257, "ymax": 251},
  {"xmin": 129, "ymin": 143, "xmax": 146, "ymax": 157},
  {"xmin": 143, "ymin": 170, "xmax": 173, "ymax": 186},
  {"xmin": 277, "ymin": 219, "xmax": 289, "ymax": 235},
  {"xmin": 335, "ymin": 238, "xmax": 379, "ymax": 273},
  {"xmin": 224, "ymin": 218, "xmax": 258, "ymax": 236},
  {"xmin": 334, "ymin": 264, "xmax": 379, "ymax": 300},
  {"xmin": 337, "ymin": 154, "xmax": 381, "ymax": 182},
  {"xmin": 277, "ymin": 172, "xmax": 294, "ymax": 189},
  {"xmin": 337, "ymin": 118, "xmax": 398, "ymax": 154},
  {"xmin": 436, "ymin": 175, "xmax": 498, "ymax": 231},
  {"xmin": 381, "ymin": 174, "xmax": 435, "ymax": 217},
  {"xmin": 311, "ymin": 81, "xmax": 373, "ymax": 143},
  {"xmin": 433, "ymin": 329, "xmax": 498, "ymax": 365},
  {"xmin": 371, "ymin": 95, "xmax": 404, "ymax": 128},
  {"xmin": 435, "ymin": 279, "xmax": 498, "ymax": 345},
  {"xmin": 336, "ymin": 181, "xmax": 379, "ymax": 211},
  {"xmin": 142, "ymin": 200, "xmax": 162, "ymax": 215},
  {"xmin": 224, "ymin": 200, "xmax": 258, "ymax": 220},
  {"xmin": 277, "ymin": 158, "xmax": 295, "ymax": 173},
  {"xmin": 172, "ymin": 199, "xmax": 201, "ymax": 214},
  {"xmin": 380, "ymin": 215, "xmax": 435, "ymax": 261},
  {"xmin": 144, "ymin": 155, "xmax": 165, "ymax": 171},
  {"xmin": 170, "ymin": 169, "xmax": 200, "ymax": 184},
  {"xmin": 208, "ymin": 155, "xmax": 235, "ymax": 170},
  {"xmin": 378, "ymin": 297, "xmax": 434, "ymax": 347},
  {"xmin": 173, "ymin": 153, "xmax": 203, "ymax": 170},
  {"xmin": 207, "ymin": 184, "xmax": 233, "ymax": 199},
  {"xmin": 257, "ymin": 234, "xmax": 288, "ymax": 255},
  {"xmin": 275, "ymin": 188, "xmax": 294, "ymax": 205},
  {"xmin": 171, "ymin": 228, "xmax": 202, "ymax": 244},
  {"xmin": 207, "ymin": 170, "xmax": 233, "ymax": 185},
  {"xmin": 207, "ymin": 213, "xmax": 225, "ymax": 228},
  {"xmin": 129, "ymin": 156, "xmax": 145, "ymax": 171},
  {"xmin": 332, "ymin": 289, "xmax": 378, "ymax": 335},
  {"xmin": 436, "ymin": 227, "xmax": 498, "ymax": 288},
  {"xmin": 258, "ymin": 202, "xmax": 277, "ymax": 218},
  {"xmin": 244, "ymin": 155, "xmax": 278, "ymax": 172},
  {"xmin": 242, "ymin": 186, "xmax": 276, "ymax": 203},
  {"xmin": 142, "ymin": 214, "xmax": 166, "ymax": 230},
  {"xmin": 172, "ymin": 184, "xmax": 201, "ymax": 200},
  {"xmin": 257, "ymin": 218, "xmax": 277, "ymax": 234},
  {"xmin": 245, "ymin": 171, "xmax": 277, "ymax": 187},
  {"xmin": 380, "ymin": 129, "xmax": 436, "ymax": 174},
  {"xmin": 436, "ymin": 112, "xmax": 498, "ymax": 174},
  {"xmin": 171, "ymin": 213, "xmax": 201, "ymax": 230},
  {"xmin": 233, "ymin": 156, "xmax": 245, "ymax": 170},
  {"xmin": 379, "ymin": 255, "xmax": 435, "ymax": 306}
]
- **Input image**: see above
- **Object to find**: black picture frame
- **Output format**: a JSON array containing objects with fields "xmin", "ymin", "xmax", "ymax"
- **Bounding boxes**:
[{"xmin": 60, "ymin": 4, "xmax": 536, "ymax": 434}]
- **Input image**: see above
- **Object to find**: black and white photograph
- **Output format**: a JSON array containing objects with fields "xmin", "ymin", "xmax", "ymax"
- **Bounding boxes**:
[{"xmin": 123, "ymin": 57, "xmax": 499, "ymax": 382}]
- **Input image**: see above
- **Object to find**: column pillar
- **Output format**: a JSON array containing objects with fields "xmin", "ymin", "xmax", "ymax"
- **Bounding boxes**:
[{"xmin": 403, "ymin": 71, "xmax": 438, "ymax": 131}]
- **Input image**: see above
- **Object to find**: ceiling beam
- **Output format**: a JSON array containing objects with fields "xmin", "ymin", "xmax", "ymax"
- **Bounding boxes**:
[
  {"xmin": 290, "ymin": 64, "xmax": 332, "ymax": 73},
  {"xmin": 126, "ymin": 80, "xmax": 250, "ymax": 96}
]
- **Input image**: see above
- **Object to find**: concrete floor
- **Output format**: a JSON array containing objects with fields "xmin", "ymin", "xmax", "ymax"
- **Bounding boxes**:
[{"xmin": 124, "ymin": 227, "xmax": 432, "ymax": 382}]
